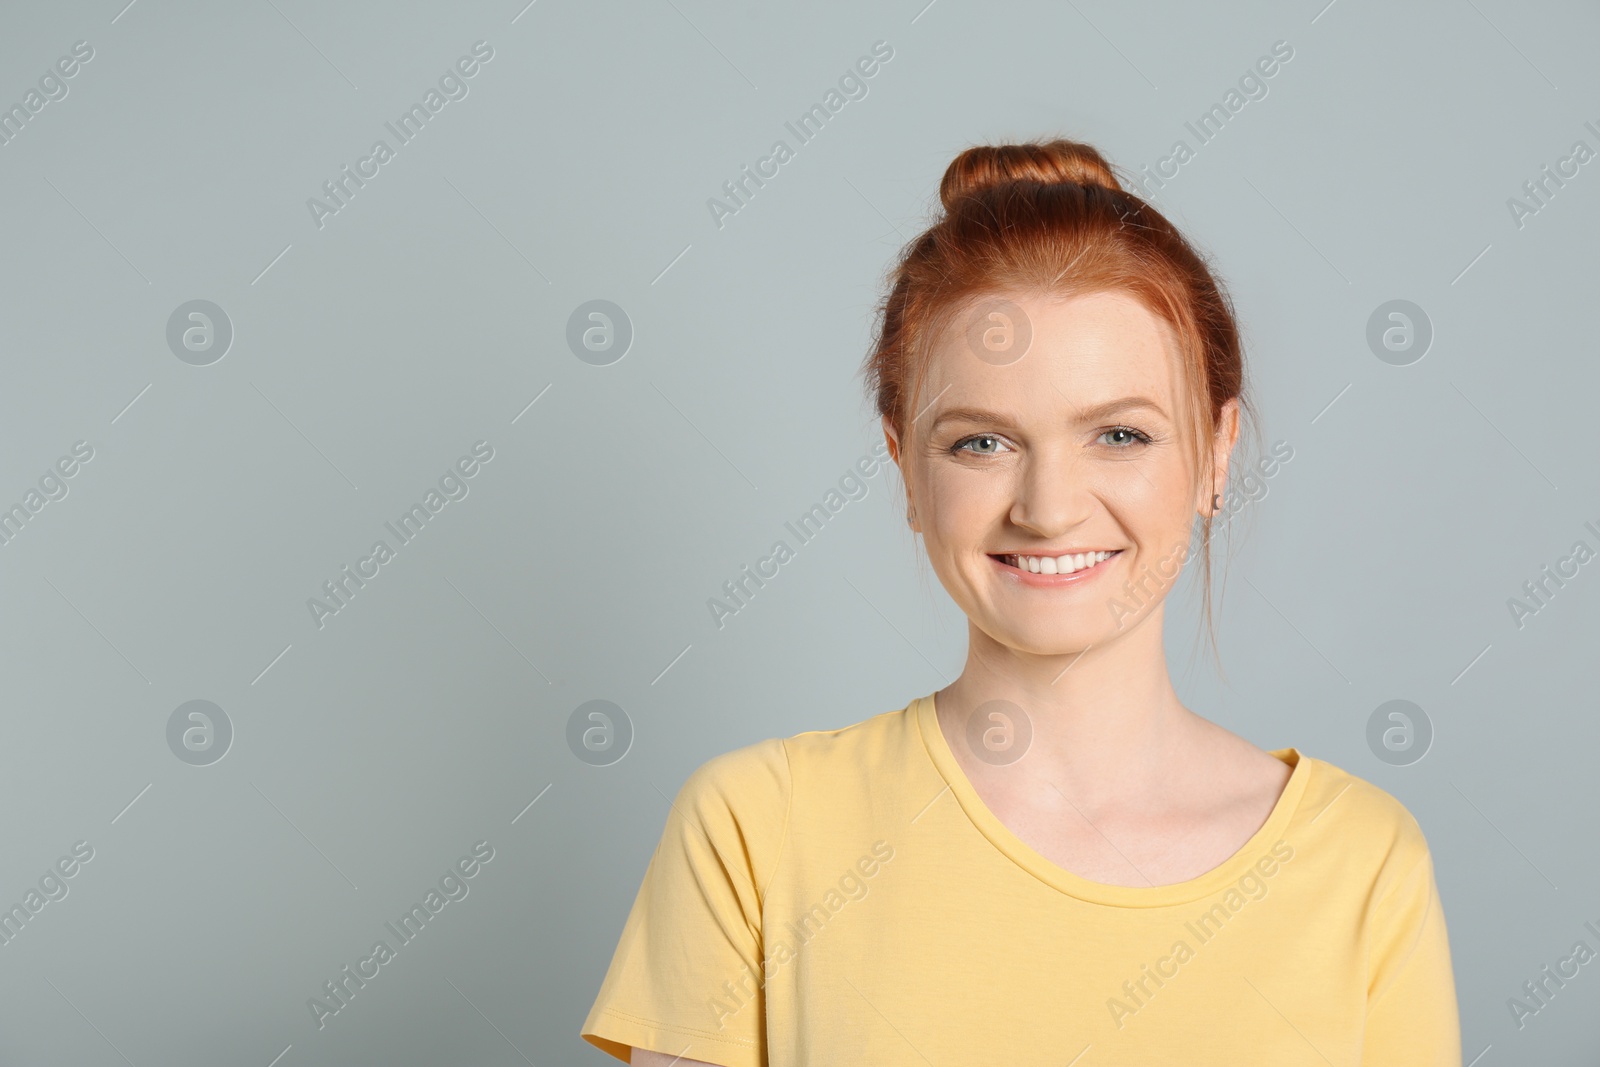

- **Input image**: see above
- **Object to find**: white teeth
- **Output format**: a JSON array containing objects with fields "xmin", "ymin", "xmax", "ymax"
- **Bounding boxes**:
[{"xmin": 1007, "ymin": 550, "xmax": 1116, "ymax": 574}]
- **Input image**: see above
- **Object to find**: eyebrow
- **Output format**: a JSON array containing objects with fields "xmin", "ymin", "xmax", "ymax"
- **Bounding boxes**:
[{"xmin": 926, "ymin": 396, "xmax": 1170, "ymax": 431}]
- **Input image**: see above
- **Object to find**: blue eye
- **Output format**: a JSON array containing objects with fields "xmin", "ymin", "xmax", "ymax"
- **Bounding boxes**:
[
  {"xmin": 950, "ymin": 434, "xmax": 1007, "ymax": 455},
  {"xmin": 1102, "ymin": 426, "xmax": 1153, "ymax": 447}
]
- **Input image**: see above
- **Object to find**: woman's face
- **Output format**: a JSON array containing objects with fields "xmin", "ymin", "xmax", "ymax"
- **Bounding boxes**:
[{"xmin": 884, "ymin": 288, "xmax": 1238, "ymax": 655}]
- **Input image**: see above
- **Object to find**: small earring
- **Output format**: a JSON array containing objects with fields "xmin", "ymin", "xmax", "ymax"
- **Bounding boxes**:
[{"xmin": 1211, "ymin": 493, "xmax": 1221, "ymax": 512}]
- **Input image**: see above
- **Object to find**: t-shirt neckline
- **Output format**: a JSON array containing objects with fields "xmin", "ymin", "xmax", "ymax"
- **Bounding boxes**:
[{"xmin": 912, "ymin": 692, "xmax": 1312, "ymax": 908}]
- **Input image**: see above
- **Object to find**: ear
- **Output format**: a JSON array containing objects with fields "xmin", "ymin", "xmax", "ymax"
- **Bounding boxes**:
[
  {"xmin": 882, "ymin": 414, "xmax": 918, "ymax": 531},
  {"xmin": 881, "ymin": 413, "xmax": 902, "ymax": 467},
  {"xmin": 1203, "ymin": 398, "xmax": 1241, "ymax": 516}
]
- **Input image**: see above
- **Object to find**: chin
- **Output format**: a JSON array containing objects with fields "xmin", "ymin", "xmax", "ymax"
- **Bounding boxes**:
[{"xmin": 978, "ymin": 620, "xmax": 1101, "ymax": 658}]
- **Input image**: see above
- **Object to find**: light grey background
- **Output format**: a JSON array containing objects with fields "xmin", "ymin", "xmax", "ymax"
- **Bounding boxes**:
[{"xmin": 0, "ymin": 0, "xmax": 1595, "ymax": 1063}]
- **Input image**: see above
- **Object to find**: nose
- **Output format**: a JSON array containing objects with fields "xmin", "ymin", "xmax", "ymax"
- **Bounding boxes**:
[{"xmin": 1008, "ymin": 442, "xmax": 1099, "ymax": 537}]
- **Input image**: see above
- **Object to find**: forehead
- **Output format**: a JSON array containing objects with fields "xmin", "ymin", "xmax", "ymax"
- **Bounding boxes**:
[{"xmin": 921, "ymin": 289, "xmax": 1185, "ymax": 417}]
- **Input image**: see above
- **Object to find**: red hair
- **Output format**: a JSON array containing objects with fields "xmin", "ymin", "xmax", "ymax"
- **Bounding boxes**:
[{"xmin": 859, "ymin": 138, "xmax": 1262, "ymax": 665}]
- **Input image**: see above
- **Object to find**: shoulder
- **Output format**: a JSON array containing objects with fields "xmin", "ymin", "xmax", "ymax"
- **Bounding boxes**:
[
  {"xmin": 674, "ymin": 700, "xmax": 917, "ymax": 819},
  {"xmin": 1294, "ymin": 751, "xmax": 1437, "ymax": 895},
  {"xmin": 782, "ymin": 701, "xmax": 918, "ymax": 768},
  {"xmin": 672, "ymin": 735, "xmax": 791, "ymax": 836},
  {"xmin": 661, "ymin": 701, "xmax": 916, "ymax": 895}
]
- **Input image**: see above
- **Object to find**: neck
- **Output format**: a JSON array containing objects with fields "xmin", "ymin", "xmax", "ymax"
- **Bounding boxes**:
[{"xmin": 935, "ymin": 604, "xmax": 1202, "ymax": 807}]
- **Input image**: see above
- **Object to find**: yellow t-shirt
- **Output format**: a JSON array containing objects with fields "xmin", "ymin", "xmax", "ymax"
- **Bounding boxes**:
[{"xmin": 581, "ymin": 693, "xmax": 1460, "ymax": 1065}]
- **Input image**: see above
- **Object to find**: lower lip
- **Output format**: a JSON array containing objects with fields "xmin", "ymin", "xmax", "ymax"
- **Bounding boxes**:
[{"xmin": 989, "ymin": 551, "xmax": 1121, "ymax": 588}]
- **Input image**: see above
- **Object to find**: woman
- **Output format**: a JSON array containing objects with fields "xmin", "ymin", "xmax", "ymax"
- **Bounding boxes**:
[{"xmin": 581, "ymin": 138, "xmax": 1460, "ymax": 1065}]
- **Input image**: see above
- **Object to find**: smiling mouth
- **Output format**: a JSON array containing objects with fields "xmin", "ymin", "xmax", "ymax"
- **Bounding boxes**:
[{"xmin": 990, "ymin": 550, "xmax": 1122, "ymax": 576}]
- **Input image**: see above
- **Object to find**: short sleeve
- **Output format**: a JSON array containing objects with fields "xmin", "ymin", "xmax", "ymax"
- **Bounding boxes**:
[
  {"xmin": 1362, "ymin": 842, "xmax": 1462, "ymax": 1066},
  {"xmin": 581, "ymin": 738, "xmax": 791, "ymax": 1067}
]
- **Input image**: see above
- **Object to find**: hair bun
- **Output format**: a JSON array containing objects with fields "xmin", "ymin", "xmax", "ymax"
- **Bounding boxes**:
[{"xmin": 939, "ymin": 139, "xmax": 1123, "ymax": 210}]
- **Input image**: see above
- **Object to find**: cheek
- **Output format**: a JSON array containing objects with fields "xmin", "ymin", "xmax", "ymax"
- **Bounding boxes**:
[
  {"xmin": 1093, "ymin": 461, "xmax": 1163, "ymax": 502},
  {"xmin": 1097, "ymin": 465, "xmax": 1195, "ymax": 537},
  {"xmin": 923, "ymin": 471, "xmax": 1006, "ymax": 536}
]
